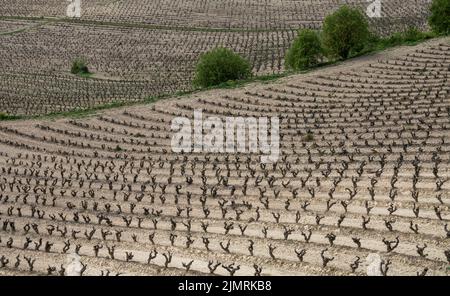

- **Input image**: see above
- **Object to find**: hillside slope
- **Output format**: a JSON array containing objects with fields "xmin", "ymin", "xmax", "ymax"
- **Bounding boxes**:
[{"xmin": 0, "ymin": 38, "xmax": 449, "ymax": 276}]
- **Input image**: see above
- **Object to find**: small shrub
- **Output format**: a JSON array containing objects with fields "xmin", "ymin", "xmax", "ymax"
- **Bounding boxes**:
[
  {"xmin": 0, "ymin": 112, "xmax": 19, "ymax": 121},
  {"xmin": 303, "ymin": 132, "xmax": 314, "ymax": 142},
  {"xmin": 402, "ymin": 27, "xmax": 427, "ymax": 42},
  {"xmin": 380, "ymin": 32, "xmax": 404, "ymax": 47},
  {"xmin": 367, "ymin": 32, "xmax": 381, "ymax": 45},
  {"xmin": 71, "ymin": 58, "xmax": 89, "ymax": 75},
  {"xmin": 193, "ymin": 47, "xmax": 252, "ymax": 88},
  {"xmin": 428, "ymin": 0, "xmax": 450, "ymax": 35},
  {"xmin": 322, "ymin": 5, "xmax": 370, "ymax": 59},
  {"xmin": 373, "ymin": 27, "xmax": 431, "ymax": 50},
  {"xmin": 285, "ymin": 29, "xmax": 323, "ymax": 70},
  {"xmin": 114, "ymin": 145, "xmax": 123, "ymax": 152}
]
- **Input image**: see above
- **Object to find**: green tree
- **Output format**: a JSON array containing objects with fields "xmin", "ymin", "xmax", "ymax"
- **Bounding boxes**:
[
  {"xmin": 285, "ymin": 29, "xmax": 322, "ymax": 70},
  {"xmin": 428, "ymin": 0, "xmax": 450, "ymax": 35},
  {"xmin": 71, "ymin": 58, "xmax": 89, "ymax": 75},
  {"xmin": 322, "ymin": 5, "xmax": 370, "ymax": 59},
  {"xmin": 193, "ymin": 47, "xmax": 252, "ymax": 88}
]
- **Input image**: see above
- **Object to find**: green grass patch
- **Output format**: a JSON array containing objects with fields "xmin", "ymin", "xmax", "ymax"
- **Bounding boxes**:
[
  {"xmin": 77, "ymin": 72, "xmax": 94, "ymax": 79},
  {"xmin": 0, "ymin": 28, "xmax": 28, "ymax": 36},
  {"xmin": 363, "ymin": 28, "xmax": 435, "ymax": 54},
  {"xmin": 0, "ymin": 112, "xmax": 23, "ymax": 121}
]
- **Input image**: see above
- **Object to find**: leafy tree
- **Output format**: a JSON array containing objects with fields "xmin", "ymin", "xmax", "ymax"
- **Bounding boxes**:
[
  {"xmin": 428, "ymin": 0, "xmax": 450, "ymax": 35},
  {"xmin": 322, "ymin": 5, "xmax": 370, "ymax": 59},
  {"xmin": 285, "ymin": 29, "xmax": 323, "ymax": 70},
  {"xmin": 193, "ymin": 47, "xmax": 252, "ymax": 88}
]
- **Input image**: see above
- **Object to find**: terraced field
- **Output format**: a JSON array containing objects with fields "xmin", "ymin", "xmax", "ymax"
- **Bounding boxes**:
[
  {"xmin": 0, "ymin": 38, "xmax": 449, "ymax": 276},
  {"xmin": 0, "ymin": 21, "xmax": 293, "ymax": 116},
  {"xmin": 0, "ymin": 0, "xmax": 435, "ymax": 116},
  {"xmin": 0, "ymin": 0, "xmax": 431, "ymax": 31}
]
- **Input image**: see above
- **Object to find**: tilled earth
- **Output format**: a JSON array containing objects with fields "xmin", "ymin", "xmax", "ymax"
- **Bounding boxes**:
[{"xmin": 0, "ymin": 38, "xmax": 449, "ymax": 276}]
